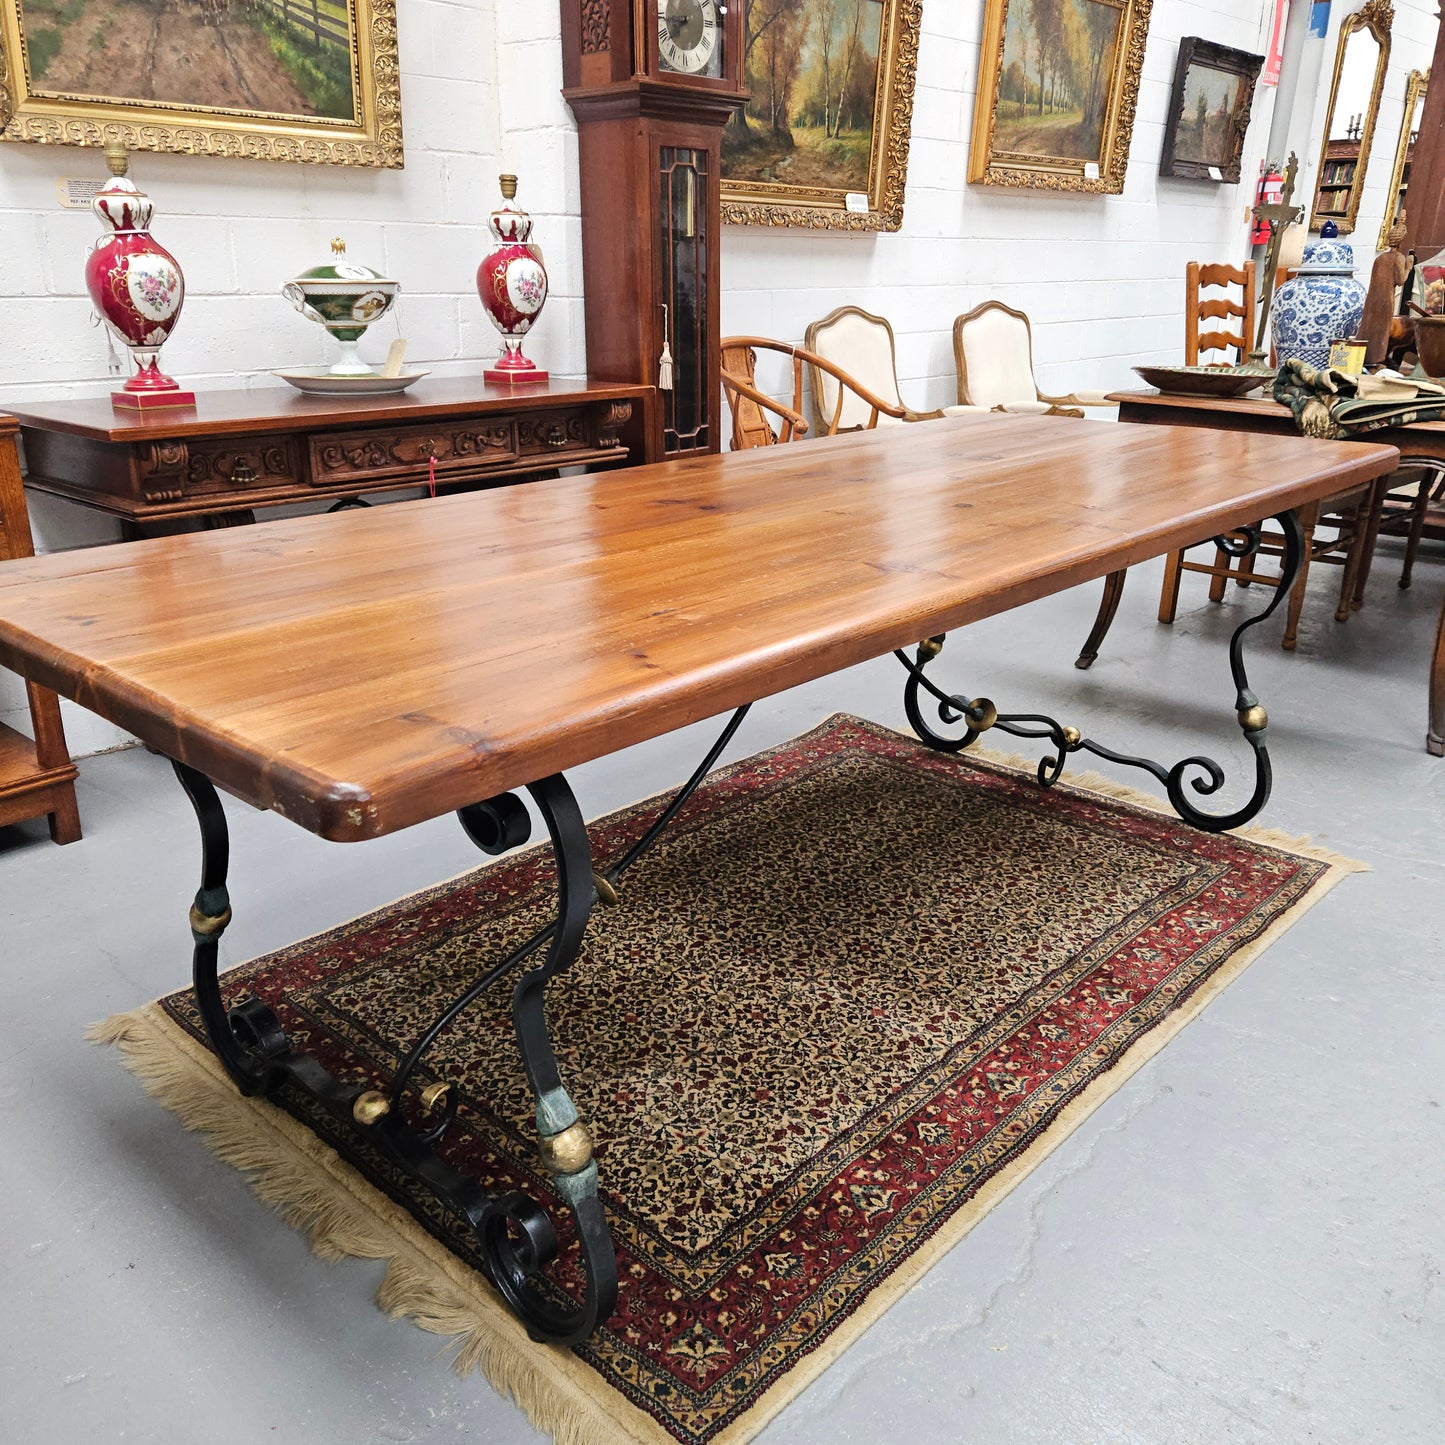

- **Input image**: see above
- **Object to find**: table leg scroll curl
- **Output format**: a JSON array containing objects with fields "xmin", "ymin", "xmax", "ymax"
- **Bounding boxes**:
[{"xmin": 898, "ymin": 510, "xmax": 1305, "ymax": 834}]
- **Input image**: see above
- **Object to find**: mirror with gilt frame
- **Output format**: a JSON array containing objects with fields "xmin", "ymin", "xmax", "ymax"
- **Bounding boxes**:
[
  {"xmin": 1308, "ymin": 0, "xmax": 1393, "ymax": 235},
  {"xmin": 1378, "ymin": 68, "xmax": 1427, "ymax": 248}
]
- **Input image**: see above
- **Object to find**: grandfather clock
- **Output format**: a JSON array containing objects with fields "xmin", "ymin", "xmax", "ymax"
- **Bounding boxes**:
[{"xmin": 561, "ymin": 1, "xmax": 746, "ymax": 457}]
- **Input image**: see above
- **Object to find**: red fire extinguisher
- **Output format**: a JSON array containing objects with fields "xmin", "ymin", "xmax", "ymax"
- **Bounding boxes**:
[{"xmin": 1252, "ymin": 166, "xmax": 1283, "ymax": 245}]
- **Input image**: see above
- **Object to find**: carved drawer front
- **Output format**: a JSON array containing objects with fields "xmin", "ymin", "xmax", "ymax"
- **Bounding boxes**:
[
  {"xmin": 517, "ymin": 407, "xmax": 595, "ymax": 456},
  {"xmin": 182, "ymin": 440, "xmax": 300, "ymax": 496},
  {"xmin": 310, "ymin": 421, "xmax": 519, "ymax": 486}
]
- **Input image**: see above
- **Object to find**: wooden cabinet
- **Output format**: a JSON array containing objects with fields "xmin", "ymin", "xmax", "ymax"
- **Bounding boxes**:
[
  {"xmin": 0, "ymin": 415, "xmax": 80, "ymax": 844},
  {"xmin": 12, "ymin": 378, "xmax": 657, "ymax": 532}
]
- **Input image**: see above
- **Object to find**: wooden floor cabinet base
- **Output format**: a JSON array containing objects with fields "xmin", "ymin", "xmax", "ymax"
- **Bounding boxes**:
[{"xmin": 0, "ymin": 415, "xmax": 80, "ymax": 844}]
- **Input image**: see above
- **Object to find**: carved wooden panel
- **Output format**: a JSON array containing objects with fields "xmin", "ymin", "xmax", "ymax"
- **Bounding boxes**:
[
  {"xmin": 186, "ymin": 441, "xmax": 297, "ymax": 492},
  {"xmin": 581, "ymin": 0, "xmax": 610, "ymax": 53},
  {"xmin": 310, "ymin": 422, "xmax": 519, "ymax": 486}
]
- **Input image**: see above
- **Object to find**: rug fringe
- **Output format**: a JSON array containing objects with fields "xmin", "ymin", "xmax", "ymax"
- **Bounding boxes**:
[
  {"xmin": 962, "ymin": 743, "xmax": 1368, "ymax": 874},
  {"xmin": 89, "ymin": 1006, "xmax": 654, "ymax": 1445}
]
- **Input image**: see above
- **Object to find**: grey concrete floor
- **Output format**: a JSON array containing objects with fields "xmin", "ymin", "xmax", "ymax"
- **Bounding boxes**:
[{"xmin": 2, "ymin": 547, "xmax": 1443, "ymax": 1445}]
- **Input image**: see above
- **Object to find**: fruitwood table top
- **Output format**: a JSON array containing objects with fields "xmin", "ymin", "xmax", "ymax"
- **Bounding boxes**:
[{"xmin": 0, "ymin": 414, "xmax": 1398, "ymax": 840}]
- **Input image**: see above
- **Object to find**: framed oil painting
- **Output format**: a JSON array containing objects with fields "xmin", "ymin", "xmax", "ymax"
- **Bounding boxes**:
[
  {"xmin": 1159, "ymin": 38, "xmax": 1263, "ymax": 182},
  {"xmin": 721, "ymin": 0, "xmax": 921, "ymax": 231},
  {"xmin": 968, "ymin": 0, "xmax": 1152, "ymax": 193},
  {"xmin": 0, "ymin": 0, "xmax": 401, "ymax": 166}
]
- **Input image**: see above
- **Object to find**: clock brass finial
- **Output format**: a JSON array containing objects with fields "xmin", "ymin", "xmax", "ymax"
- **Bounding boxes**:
[
  {"xmin": 499, "ymin": 173, "xmax": 518, "ymax": 201},
  {"xmin": 103, "ymin": 139, "xmax": 129, "ymax": 178},
  {"xmin": 331, "ymin": 237, "xmax": 347, "ymax": 256}
]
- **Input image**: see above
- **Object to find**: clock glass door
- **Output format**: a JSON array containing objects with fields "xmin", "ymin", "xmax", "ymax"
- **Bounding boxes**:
[{"xmin": 659, "ymin": 146, "xmax": 709, "ymax": 454}]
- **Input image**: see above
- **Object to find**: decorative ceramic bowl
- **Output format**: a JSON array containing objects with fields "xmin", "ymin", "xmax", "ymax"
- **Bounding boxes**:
[
  {"xmin": 281, "ymin": 239, "xmax": 400, "ymax": 376},
  {"xmin": 1132, "ymin": 365, "xmax": 1267, "ymax": 398}
]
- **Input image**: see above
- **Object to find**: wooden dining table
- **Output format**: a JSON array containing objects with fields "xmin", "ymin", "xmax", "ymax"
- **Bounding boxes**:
[
  {"xmin": 1107, "ymin": 388, "xmax": 1445, "ymax": 757},
  {"xmin": 0, "ymin": 412, "xmax": 1398, "ymax": 1345}
]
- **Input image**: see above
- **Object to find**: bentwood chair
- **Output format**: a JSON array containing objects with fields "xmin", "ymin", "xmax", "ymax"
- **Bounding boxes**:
[
  {"xmin": 952, "ymin": 301, "xmax": 1118, "ymax": 417},
  {"xmin": 719, "ymin": 336, "xmax": 919, "ymax": 451},
  {"xmin": 803, "ymin": 306, "xmax": 965, "ymax": 430}
]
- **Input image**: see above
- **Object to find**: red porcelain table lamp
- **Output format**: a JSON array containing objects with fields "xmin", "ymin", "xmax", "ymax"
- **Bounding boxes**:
[{"xmin": 85, "ymin": 142, "xmax": 193, "ymax": 412}]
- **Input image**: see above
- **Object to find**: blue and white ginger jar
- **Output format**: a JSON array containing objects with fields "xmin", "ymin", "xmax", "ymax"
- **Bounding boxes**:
[{"xmin": 1272, "ymin": 223, "xmax": 1367, "ymax": 370}]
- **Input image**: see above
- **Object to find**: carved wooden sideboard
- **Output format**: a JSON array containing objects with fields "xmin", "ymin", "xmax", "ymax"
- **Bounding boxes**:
[{"xmin": 12, "ymin": 378, "xmax": 657, "ymax": 533}]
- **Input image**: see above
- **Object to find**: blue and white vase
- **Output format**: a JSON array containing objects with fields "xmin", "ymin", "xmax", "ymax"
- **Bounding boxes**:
[{"xmin": 1272, "ymin": 222, "xmax": 1367, "ymax": 370}]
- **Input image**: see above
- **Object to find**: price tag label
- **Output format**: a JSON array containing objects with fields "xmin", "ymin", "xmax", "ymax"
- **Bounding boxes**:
[
  {"xmin": 57, "ymin": 178, "xmax": 104, "ymax": 209},
  {"xmin": 844, "ymin": 192, "xmax": 870, "ymax": 215},
  {"xmin": 1082, "ymin": 163, "xmax": 1100, "ymax": 180},
  {"xmin": 1208, "ymin": 165, "xmax": 1224, "ymax": 182}
]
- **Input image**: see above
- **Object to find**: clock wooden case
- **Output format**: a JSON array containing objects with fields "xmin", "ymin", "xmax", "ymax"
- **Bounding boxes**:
[{"xmin": 562, "ymin": 1, "xmax": 746, "ymax": 457}]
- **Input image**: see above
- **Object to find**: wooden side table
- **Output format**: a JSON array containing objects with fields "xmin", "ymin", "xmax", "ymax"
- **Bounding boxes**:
[
  {"xmin": 11, "ymin": 377, "xmax": 657, "ymax": 533},
  {"xmin": 0, "ymin": 416, "xmax": 80, "ymax": 843}
]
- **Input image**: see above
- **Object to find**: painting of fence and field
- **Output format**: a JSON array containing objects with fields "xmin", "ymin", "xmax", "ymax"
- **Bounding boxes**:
[
  {"xmin": 724, "ymin": 0, "xmax": 885, "ymax": 192},
  {"xmin": 18, "ymin": 0, "xmax": 355, "ymax": 119},
  {"xmin": 993, "ymin": 0, "xmax": 1122, "ymax": 164}
]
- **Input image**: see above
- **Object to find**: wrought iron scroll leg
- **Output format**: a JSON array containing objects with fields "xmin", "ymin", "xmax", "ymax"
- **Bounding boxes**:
[
  {"xmin": 173, "ymin": 760, "xmax": 289, "ymax": 1095},
  {"xmin": 481, "ymin": 773, "xmax": 617, "ymax": 1345},
  {"xmin": 895, "ymin": 509, "xmax": 1305, "ymax": 834}
]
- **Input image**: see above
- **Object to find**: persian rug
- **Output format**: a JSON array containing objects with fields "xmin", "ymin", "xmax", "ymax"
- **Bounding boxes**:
[{"xmin": 94, "ymin": 715, "xmax": 1360, "ymax": 1445}]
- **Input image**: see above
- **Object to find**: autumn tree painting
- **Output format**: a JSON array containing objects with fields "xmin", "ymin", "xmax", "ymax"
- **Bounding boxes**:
[
  {"xmin": 724, "ymin": 0, "xmax": 884, "ymax": 190},
  {"xmin": 994, "ymin": 0, "xmax": 1123, "ymax": 162}
]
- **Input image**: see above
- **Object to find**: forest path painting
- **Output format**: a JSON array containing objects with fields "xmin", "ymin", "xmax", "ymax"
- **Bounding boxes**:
[
  {"xmin": 993, "ymin": 0, "xmax": 1122, "ymax": 163},
  {"xmin": 725, "ymin": 0, "xmax": 883, "ymax": 191},
  {"xmin": 19, "ymin": 0, "xmax": 354, "ymax": 118}
]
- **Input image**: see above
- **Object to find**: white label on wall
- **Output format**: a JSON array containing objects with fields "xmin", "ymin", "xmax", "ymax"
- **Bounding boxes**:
[
  {"xmin": 844, "ymin": 192, "xmax": 870, "ymax": 214},
  {"xmin": 1208, "ymin": 166, "xmax": 1224, "ymax": 182},
  {"xmin": 1082, "ymin": 163, "xmax": 1100, "ymax": 180},
  {"xmin": 57, "ymin": 178, "xmax": 104, "ymax": 209}
]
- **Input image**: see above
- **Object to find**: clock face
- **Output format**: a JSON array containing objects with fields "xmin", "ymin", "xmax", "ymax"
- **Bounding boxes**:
[{"xmin": 657, "ymin": 0, "xmax": 722, "ymax": 78}]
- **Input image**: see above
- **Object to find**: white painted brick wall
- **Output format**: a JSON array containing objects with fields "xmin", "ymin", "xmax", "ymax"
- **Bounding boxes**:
[{"xmin": 0, "ymin": 0, "xmax": 1436, "ymax": 757}]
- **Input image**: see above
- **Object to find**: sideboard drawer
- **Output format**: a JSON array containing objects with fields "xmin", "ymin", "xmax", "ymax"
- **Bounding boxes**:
[{"xmin": 310, "ymin": 421, "xmax": 519, "ymax": 486}]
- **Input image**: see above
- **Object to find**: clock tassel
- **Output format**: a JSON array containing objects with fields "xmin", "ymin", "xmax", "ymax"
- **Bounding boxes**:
[{"xmin": 658, "ymin": 303, "xmax": 674, "ymax": 391}]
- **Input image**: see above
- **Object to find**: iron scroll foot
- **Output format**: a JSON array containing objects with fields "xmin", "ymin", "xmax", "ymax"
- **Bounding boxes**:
[
  {"xmin": 170, "ymin": 707, "xmax": 753, "ymax": 1345},
  {"xmin": 170, "ymin": 760, "xmax": 617, "ymax": 1345},
  {"xmin": 899, "ymin": 511, "xmax": 1304, "ymax": 834}
]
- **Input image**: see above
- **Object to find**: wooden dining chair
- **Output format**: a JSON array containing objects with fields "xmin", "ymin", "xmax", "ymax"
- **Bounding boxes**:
[
  {"xmin": 719, "ymin": 336, "xmax": 918, "ymax": 451},
  {"xmin": 1145, "ymin": 261, "xmax": 1379, "ymax": 659},
  {"xmin": 803, "ymin": 306, "xmax": 960, "ymax": 431}
]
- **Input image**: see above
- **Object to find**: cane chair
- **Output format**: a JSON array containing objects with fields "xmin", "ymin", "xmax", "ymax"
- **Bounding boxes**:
[
  {"xmin": 720, "ymin": 336, "xmax": 917, "ymax": 451},
  {"xmin": 803, "ymin": 306, "xmax": 964, "ymax": 431},
  {"xmin": 952, "ymin": 302, "xmax": 1118, "ymax": 417}
]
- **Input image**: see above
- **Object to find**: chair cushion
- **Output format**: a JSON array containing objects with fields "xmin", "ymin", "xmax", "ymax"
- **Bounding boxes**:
[
  {"xmin": 810, "ymin": 312, "xmax": 905, "ymax": 431},
  {"xmin": 959, "ymin": 308, "xmax": 1038, "ymax": 409}
]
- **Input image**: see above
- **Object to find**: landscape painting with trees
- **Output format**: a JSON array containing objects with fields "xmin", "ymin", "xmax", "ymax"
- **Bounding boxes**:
[
  {"xmin": 1173, "ymin": 63, "xmax": 1244, "ymax": 165},
  {"xmin": 969, "ymin": 0, "xmax": 1151, "ymax": 192},
  {"xmin": 1158, "ymin": 39, "xmax": 1263, "ymax": 183},
  {"xmin": 721, "ymin": 0, "xmax": 922, "ymax": 230},
  {"xmin": 994, "ymin": 0, "xmax": 1122, "ymax": 162},
  {"xmin": 0, "ymin": 0, "xmax": 401, "ymax": 167}
]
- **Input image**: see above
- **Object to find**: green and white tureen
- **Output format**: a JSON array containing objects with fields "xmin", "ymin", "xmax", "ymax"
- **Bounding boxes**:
[{"xmin": 281, "ymin": 238, "xmax": 400, "ymax": 376}]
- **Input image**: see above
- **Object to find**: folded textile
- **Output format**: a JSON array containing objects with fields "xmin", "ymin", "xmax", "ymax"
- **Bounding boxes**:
[{"xmin": 1273, "ymin": 358, "xmax": 1445, "ymax": 439}]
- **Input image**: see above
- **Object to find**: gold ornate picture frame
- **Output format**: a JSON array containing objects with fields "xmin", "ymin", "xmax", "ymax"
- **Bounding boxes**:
[
  {"xmin": 1378, "ymin": 67, "xmax": 1427, "ymax": 249},
  {"xmin": 721, "ymin": 0, "xmax": 921, "ymax": 232},
  {"xmin": 0, "ymin": 0, "xmax": 402, "ymax": 167},
  {"xmin": 968, "ymin": 0, "xmax": 1152, "ymax": 193}
]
